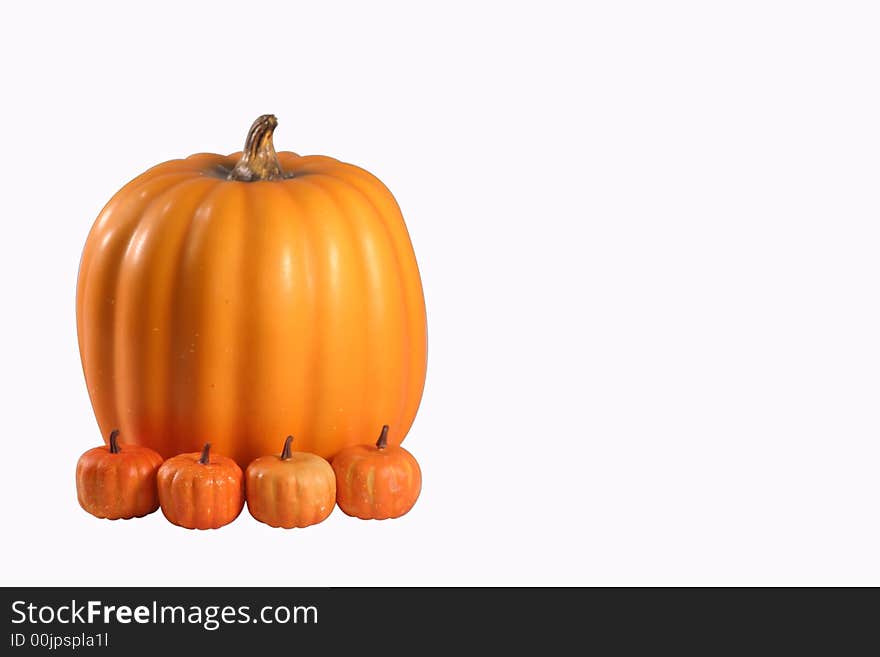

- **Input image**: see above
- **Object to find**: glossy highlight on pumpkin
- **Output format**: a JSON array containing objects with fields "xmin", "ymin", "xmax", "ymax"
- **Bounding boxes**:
[
  {"xmin": 76, "ymin": 115, "xmax": 427, "ymax": 467},
  {"xmin": 76, "ymin": 429, "xmax": 163, "ymax": 519},
  {"xmin": 332, "ymin": 425, "xmax": 422, "ymax": 520}
]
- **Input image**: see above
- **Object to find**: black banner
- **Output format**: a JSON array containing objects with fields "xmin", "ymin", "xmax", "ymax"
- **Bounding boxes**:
[{"xmin": 1, "ymin": 587, "xmax": 876, "ymax": 652}]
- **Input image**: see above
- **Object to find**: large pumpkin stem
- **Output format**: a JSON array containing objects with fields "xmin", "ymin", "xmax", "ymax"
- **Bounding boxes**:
[
  {"xmin": 376, "ymin": 425, "xmax": 390, "ymax": 450},
  {"xmin": 199, "ymin": 443, "xmax": 212, "ymax": 465},
  {"xmin": 281, "ymin": 435, "xmax": 294, "ymax": 460},
  {"xmin": 228, "ymin": 114, "xmax": 284, "ymax": 182},
  {"xmin": 108, "ymin": 429, "xmax": 121, "ymax": 454}
]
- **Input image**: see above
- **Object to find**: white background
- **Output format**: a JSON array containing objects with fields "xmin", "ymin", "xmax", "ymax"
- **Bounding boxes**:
[{"xmin": 1, "ymin": 1, "xmax": 878, "ymax": 586}]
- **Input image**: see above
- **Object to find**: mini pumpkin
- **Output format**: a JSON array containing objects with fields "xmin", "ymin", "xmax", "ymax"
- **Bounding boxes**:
[
  {"xmin": 332, "ymin": 425, "xmax": 422, "ymax": 520},
  {"xmin": 246, "ymin": 436, "xmax": 336, "ymax": 529},
  {"xmin": 157, "ymin": 443, "xmax": 243, "ymax": 529},
  {"xmin": 76, "ymin": 429, "xmax": 163, "ymax": 519}
]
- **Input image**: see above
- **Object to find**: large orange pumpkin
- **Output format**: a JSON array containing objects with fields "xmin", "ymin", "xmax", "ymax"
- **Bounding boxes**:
[{"xmin": 76, "ymin": 115, "xmax": 427, "ymax": 466}]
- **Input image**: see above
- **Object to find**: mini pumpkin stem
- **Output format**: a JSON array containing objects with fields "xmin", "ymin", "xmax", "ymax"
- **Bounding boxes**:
[
  {"xmin": 376, "ymin": 425, "xmax": 390, "ymax": 450},
  {"xmin": 281, "ymin": 435, "xmax": 294, "ymax": 460},
  {"xmin": 228, "ymin": 114, "xmax": 284, "ymax": 182},
  {"xmin": 108, "ymin": 429, "xmax": 121, "ymax": 454},
  {"xmin": 199, "ymin": 443, "xmax": 212, "ymax": 465}
]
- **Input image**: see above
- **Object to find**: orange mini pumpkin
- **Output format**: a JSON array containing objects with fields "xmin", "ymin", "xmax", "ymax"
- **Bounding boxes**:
[
  {"xmin": 157, "ymin": 443, "xmax": 244, "ymax": 529},
  {"xmin": 76, "ymin": 114, "xmax": 427, "ymax": 467},
  {"xmin": 246, "ymin": 436, "xmax": 336, "ymax": 529},
  {"xmin": 76, "ymin": 429, "xmax": 163, "ymax": 519},
  {"xmin": 332, "ymin": 425, "xmax": 422, "ymax": 520}
]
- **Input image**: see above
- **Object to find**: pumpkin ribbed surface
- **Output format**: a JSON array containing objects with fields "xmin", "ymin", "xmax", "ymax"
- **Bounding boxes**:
[
  {"xmin": 246, "ymin": 444, "xmax": 336, "ymax": 529},
  {"xmin": 76, "ymin": 431, "xmax": 164, "ymax": 519},
  {"xmin": 77, "ymin": 128, "xmax": 427, "ymax": 466},
  {"xmin": 332, "ymin": 428, "xmax": 422, "ymax": 520},
  {"xmin": 157, "ymin": 446, "xmax": 244, "ymax": 529}
]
